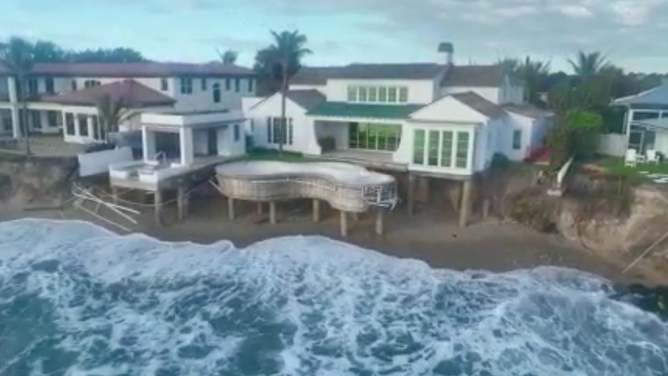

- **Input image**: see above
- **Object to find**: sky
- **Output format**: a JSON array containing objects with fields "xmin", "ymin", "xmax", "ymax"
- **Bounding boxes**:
[{"xmin": 1, "ymin": 0, "xmax": 668, "ymax": 73}]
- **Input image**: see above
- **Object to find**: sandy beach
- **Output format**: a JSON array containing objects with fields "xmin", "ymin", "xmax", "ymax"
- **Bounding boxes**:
[{"xmin": 1, "ymin": 195, "xmax": 664, "ymax": 286}]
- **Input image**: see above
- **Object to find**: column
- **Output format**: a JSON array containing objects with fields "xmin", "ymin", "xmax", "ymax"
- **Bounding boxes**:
[
  {"xmin": 312, "ymin": 199, "xmax": 320, "ymax": 222},
  {"xmin": 177, "ymin": 187, "xmax": 187, "ymax": 220},
  {"xmin": 257, "ymin": 202, "xmax": 264, "ymax": 215},
  {"xmin": 227, "ymin": 197, "xmax": 235, "ymax": 220},
  {"xmin": 179, "ymin": 127, "xmax": 194, "ymax": 165},
  {"xmin": 458, "ymin": 180, "xmax": 473, "ymax": 227},
  {"xmin": 375, "ymin": 210, "xmax": 384, "ymax": 235},
  {"xmin": 7, "ymin": 77, "xmax": 17, "ymax": 103},
  {"xmin": 154, "ymin": 190, "xmax": 163, "ymax": 226},
  {"xmin": 142, "ymin": 126, "xmax": 156, "ymax": 161},
  {"xmin": 339, "ymin": 211, "xmax": 348, "ymax": 236},
  {"xmin": 88, "ymin": 115, "xmax": 97, "ymax": 140},
  {"xmin": 73, "ymin": 114, "xmax": 81, "ymax": 138},
  {"xmin": 10, "ymin": 107, "xmax": 19, "ymax": 138},
  {"xmin": 269, "ymin": 201, "xmax": 277, "ymax": 224},
  {"xmin": 407, "ymin": 173, "xmax": 416, "ymax": 215}
]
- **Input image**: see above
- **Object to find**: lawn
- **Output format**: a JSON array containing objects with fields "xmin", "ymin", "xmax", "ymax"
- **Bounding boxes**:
[
  {"xmin": 592, "ymin": 156, "xmax": 668, "ymax": 180},
  {"xmin": 239, "ymin": 148, "xmax": 321, "ymax": 162}
]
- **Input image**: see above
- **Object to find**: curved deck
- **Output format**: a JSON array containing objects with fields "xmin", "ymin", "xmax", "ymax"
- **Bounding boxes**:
[{"xmin": 215, "ymin": 161, "xmax": 398, "ymax": 212}]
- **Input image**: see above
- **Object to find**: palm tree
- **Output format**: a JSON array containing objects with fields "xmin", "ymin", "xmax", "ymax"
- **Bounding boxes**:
[
  {"xmin": 217, "ymin": 49, "xmax": 238, "ymax": 64},
  {"xmin": 568, "ymin": 51, "xmax": 610, "ymax": 78},
  {"xmin": 0, "ymin": 37, "xmax": 35, "ymax": 154},
  {"xmin": 265, "ymin": 30, "xmax": 312, "ymax": 152},
  {"xmin": 499, "ymin": 56, "xmax": 551, "ymax": 105},
  {"xmin": 94, "ymin": 94, "xmax": 132, "ymax": 143}
]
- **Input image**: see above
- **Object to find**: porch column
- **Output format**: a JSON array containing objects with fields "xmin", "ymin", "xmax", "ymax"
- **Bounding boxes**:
[
  {"xmin": 10, "ymin": 107, "xmax": 19, "ymax": 138},
  {"xmin": 179, "ymin": 127, "xmax": 194, "ymax": 165},
  {"xmin": 7, "ymin": 77, "xmax": 17, "ymax": 103},
  {"xmin": 142, "ymin": 126, "xmax": 156, "ymax": 161},
  {"xmin": 73, "ymin": 114, "xmax": 81, "ymax": 137},
  {"xmin": 87, "ymin": 115, "xmax": 96, "ymax": 140}
]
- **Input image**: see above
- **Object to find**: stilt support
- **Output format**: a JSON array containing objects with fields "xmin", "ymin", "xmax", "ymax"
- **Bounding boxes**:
[
  {"xmin": 340, "ymin": 211, "xmax": 348, "ymax": 237},
  {"xmin": 312, "ymin": 199, "xmax": 320, "ymax": 222},
  {"xmin": 257, "ymin": 202, "xmax": 264, "ymax": 215},
  {"xmin": 375, "ymin": 210, "xmax": 384, "ymax": 235},
  {"xmin": 269, "ymin": 201, "xmax": 277, "ymax": 224},
  {"xmin": 177, "ymin": 187, "xmax": 188, "ymax": 221},
  {"xmin": 459, "ymin": 180, "xmax": 473, "ymax": 227},
  {"xmin": 154, "ymin": 190, "xmax": 163, "ymax": 226},
  {"xmin": 227, "ymin": 197, "xmax": 235, "ymax": 220},
  {"xmin": 407, "ymin": 173, "xmax": 417, "ymax": 215}
]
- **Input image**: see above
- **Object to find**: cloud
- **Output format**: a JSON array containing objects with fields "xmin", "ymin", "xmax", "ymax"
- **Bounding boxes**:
[{"xmin": 239, "ymin": 0, "xmax": 668, "ymax": 68}]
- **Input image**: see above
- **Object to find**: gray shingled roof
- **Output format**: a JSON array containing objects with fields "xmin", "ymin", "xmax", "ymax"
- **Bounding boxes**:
[
  {"xmin": 611, "ymin": 84, "xmax": 668, "ymax": 107},
  {"xmin": 502, "ymin": 103, "xmax": 553, "ymax": 119},
  {"xmin": 450, "ymin": 92, "xmax": 506, "ymax": 119},
  {"xmin": 286, "ymin": 89, "xmax": 326, "ymax": 110},
  {"xmin": 440, "ymin": 65, "xmax": 506, "ymax": 87},
  {"xmin": 290, "ymin": 64, "xmax": 446, "ymax": 84}
]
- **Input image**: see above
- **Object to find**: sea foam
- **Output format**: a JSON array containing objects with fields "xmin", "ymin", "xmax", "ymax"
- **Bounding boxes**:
[{"xmin": 0, "ymin": 218, "xmax": 666, "ymax": 376}]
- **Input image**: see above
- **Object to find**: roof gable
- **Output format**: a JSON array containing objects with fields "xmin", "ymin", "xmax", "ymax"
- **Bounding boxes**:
[
  {"xmin": 410, "ymin": 91, "xmax": 505, "ymax": 122},
  {"xmin": 40, "ymin": 79, "xmax": 175, "ymax": 107},
  {"xmin": 249, "ymin": 90, "xmax": 325, "ymax": 112},
  {"xmin": 612, "ymin": 84, "xmax": 668, "ymax": 107}
]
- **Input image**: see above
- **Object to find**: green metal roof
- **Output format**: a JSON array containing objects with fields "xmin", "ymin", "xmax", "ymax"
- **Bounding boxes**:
[{"xmin": 306, "ymin": 101, "xmax": 424, "ymax": 120}]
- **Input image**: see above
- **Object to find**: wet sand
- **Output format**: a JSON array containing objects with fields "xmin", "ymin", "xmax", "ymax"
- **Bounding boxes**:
[{"xmin": 0, "ymin": 196, "xmax": 663, "ymax": 286}]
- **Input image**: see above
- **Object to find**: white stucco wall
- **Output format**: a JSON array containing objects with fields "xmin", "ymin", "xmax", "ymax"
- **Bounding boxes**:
[{"xmin": 245, "ymin": 93, "xmax": 321, "ymax": 155}]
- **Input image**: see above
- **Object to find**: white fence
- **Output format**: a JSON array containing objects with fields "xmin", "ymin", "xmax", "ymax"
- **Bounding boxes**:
[
  {"xmin": 598, "ymin": 133, "xmax": 626, "ymax": 157},
  {"xmin": 78, "ymin": 146, "xmax": 134, "ymax": 177}
]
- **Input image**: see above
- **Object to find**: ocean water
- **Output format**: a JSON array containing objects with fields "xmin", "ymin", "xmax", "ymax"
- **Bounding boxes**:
[{"xmin": 0, "ymin": 219, "xmax": 667, "ymax": 376}]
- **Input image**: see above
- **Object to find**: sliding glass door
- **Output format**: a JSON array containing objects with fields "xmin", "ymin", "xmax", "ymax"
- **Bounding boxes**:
[{"xmin": 348, "ymin": 122, "xmax": 402, "ymax": 152}]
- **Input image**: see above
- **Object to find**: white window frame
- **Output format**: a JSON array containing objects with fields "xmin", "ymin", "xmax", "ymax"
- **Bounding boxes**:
[
  {"xmin": 180, "ymin": 78, "xmax": 193, "ymax": 94},
  {"xmin": 411, "ymin": 126, "xmax": 474, "ymax": 171},
  {"xmin": 347, "ymin": 85, "xmax": 409, "ymax": 104}
]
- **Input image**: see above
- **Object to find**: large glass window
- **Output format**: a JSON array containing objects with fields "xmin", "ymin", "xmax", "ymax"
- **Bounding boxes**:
[
  {"xmin": 455, "ymin": 132, "xmax": 469, "ymax": 168},
  {"xmin": 347, "ymin": 85, "xmax": 409, "ymax": 104},
  {"xmin": 412, "ymin": 128, "xmax": 470, "ymax": 169},
  {"xmin": 267, "ymin": 117, "xmax": 293, "ymax": 145},
  {"xmin": 427, "ymin": 130, "xmax": 439, "ymax": 166},
  {"xmin": 348, "ymin": 123, "xmax": 402, "ymax": 152},
  {"xmin": 512, "ymin": 130, "xmax": 522, "ymax": 150},
  {"xmin": 413, "ymin": 130, "xmax": 425, "ymax": 164},
  {"xmin": 65, "ymin": 113, "xmax": 75, "ymax": 135},
  {"xmin": 440, "ymin": 131, "xmax": 453, "ymax": 167}
]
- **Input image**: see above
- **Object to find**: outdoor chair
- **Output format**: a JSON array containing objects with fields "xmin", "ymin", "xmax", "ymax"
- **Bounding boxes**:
[
  {"xmin": 646, "ymin": 150, "xmax": 660, "ymax": 164},
  {"xmin": 624, "ymin": 149, "xmax": 637, "ymax": 166}
]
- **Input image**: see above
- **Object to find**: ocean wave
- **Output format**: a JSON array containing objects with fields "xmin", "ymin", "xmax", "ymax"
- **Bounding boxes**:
[{"xmin": 0, "ymin": 218, "xmax": 666, "ymax": 376}]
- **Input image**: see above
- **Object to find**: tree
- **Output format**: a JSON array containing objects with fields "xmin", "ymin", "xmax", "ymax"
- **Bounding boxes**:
[
  {"xmin": 32, "ymin": 40, "xmax": 66, "ymax": 62},
  {"xmin": 262, "ymin": 30, "xmax": 312, "ymax": 152},
  {"xmin": 66, "ymin": 47, "xmax": 146, "ymax": 63},
  {"xmin": 568, "ymin": 51, "xmax": 610, "ymax": 78},
  {"xmin": 0, "ymin": 37, "xmax": 35, "ymax": 154},
  {"xmin": 94, "ymin": 94, "xmax": 132, "ymax": 142},
  {"xmin": 217, "ymin": 49, "xmax": 238, "ymax": 64}
]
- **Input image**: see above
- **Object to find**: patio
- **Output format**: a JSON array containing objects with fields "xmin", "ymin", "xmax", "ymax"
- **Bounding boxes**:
[{"xmin": 594, "ymin": 156, "xmax": 668, "ymax": 183}]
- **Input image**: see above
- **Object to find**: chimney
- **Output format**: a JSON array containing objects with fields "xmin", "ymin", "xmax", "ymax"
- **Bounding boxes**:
[{"xmin": 437, "ymin": 42, "xmax": 454, "ymax": 65}]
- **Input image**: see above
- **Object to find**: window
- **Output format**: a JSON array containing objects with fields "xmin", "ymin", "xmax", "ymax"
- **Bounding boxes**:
[
  {"xmin": 349, "ymin": 123, "xmax": 402, "ymax": 152},
  {"xmin": 201, "ymin": 78, "xmax": 207, "ymax": 91},
  {"xmin": 160, "ymin": 78, "xmax": 169, "ymax": 91},
  {"xmin": 512, "ymin": 129, "xmax": 522, "ymax": 150},
  {"xmin": 234, "ymin": 78, "xmax": 240, "ymax": 92},
  {"xmin": 440, "ymin": 131, "xmax": 453, "ymax": 167},
  {"xmin": 92, "ymin": 116, "xmax": 100, "ymax": 140},
  {"xmin": 455, "ymin": 131, "xmax": 469, "ymax": 168},
  {"xmin": 358, "ymin": 87, "xmax": 368, "ymax": 102},
  {"xmin": 46, "ymin": 111, "xmax": 60, "ymax": 127},
  {"xmin": 84, "ymin": 80, "xmax": 100, "ymax": 88},
  {"xmin": 180, "ymin": 78, "xmax": 193, "ymax": 94},
  {"xmin": 412, "ymin": 128, "xmax": 470, "ymax": 169},
  {"xmin": 71, "ymin": 81, "xmax": 77, "ymax": 91},
  {"xmin": 225, "ymin": 78, "xmax": 231, "ymax": 91},
  {"xmin": 45, "ymin": 77, "xmax": 54, "ymax": 94},
  {"xmin": 378, "ymin": 87, "xmax": 387, "ymax": 102},
  {"xmin": 213, "ymin": 83, "xmax": 221, "ymax": 103},
  {"xmin": 248, "ymin": 79, "xmax": 254, "ymax": 92},
  {"xmin": 267, "ymin": 117, "xmax": 293, "ymax": 145},
  {"xmin": 368, "ymin": 87, "xmax": 377, "ymax": 102},
  {"xmin": 78, "ymin": 114, "xmax": 89, "ymax": 136},
  {"xmin": 413, "ymin": 129, "xmax": 425, "ymax": 164},
  {"xmin": 30, "ymin": 111, "xmax": 41, "ymax": 129},
  {"xmin": 399, "ymin": 87, "xmax": 408, "ymax": 102},
  {"xmin": 65, "ymin": 113, "xmax": 75, "ymax": 135},
  {"xmin": 427, "ymin": 130, "xmax": 439, "ymax": 166},
  {"xmin": 347, "ymin": 86, "xmax": 358, "ymax": 102},
  {"xmin": 387, "ymin": 87, "xmax": 397, "ymax": 102},
  {"xmin": 27, "ymin": 79, "xmax": 38, "ymax": 95},
  {"xmin": 233, "ymin": 124, "xmax": 240, "ymax": 141}
]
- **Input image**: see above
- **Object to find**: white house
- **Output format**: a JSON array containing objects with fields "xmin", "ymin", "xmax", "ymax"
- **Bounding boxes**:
[
  {"xmin": 0, "ymin": 62, "xmax": 257, "ymax": 143},
  {"xmin": 243, "ymin": 42, "xmax": 552, "ymax": 180},
  {"xmin": 610, "ymin": 81, "xmax": 668, "ymax": 156}
]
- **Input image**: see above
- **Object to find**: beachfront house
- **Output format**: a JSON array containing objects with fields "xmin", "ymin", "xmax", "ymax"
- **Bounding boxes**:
[
  {"xmin": 0, "ymin": 62, "xmax": 257, "ymax": 144},
  {"xmin": 610, "ymin": 80, "xmax": 668, "ymax": 156},
  {"xmin": 242, "ymin": 42, "xmax": 553, "ymax": 180}
]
